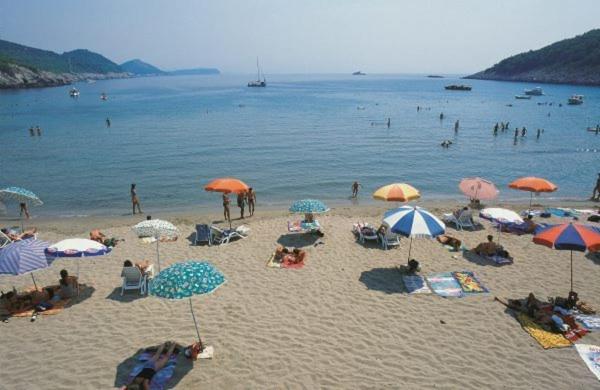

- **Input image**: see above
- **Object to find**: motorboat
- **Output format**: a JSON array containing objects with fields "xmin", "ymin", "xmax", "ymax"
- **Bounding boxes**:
[
  {"xmin": 248, "ymin": 57, "xmax": 266, "ymax": 87},
  {"xmin": 352, "ymin": 71, "xmax": 366, "ymax": 76},
  {"xmin": 445, "ymin": 84, "xmax": 472, "ymax": 91},
  {"xmin": 568, "ymin": 95, "xmax": 584, "ymax": 105},
  {"xmin": 515, "ymin": 95, "xmax": 531, "ymax": 100},
  {"xmin": 69, "ymin": 87, "xmax": 80, "ymax": 97},
  {"xmin": 524, "ymin": 87, "xmax": 543, "ymax": 96}
]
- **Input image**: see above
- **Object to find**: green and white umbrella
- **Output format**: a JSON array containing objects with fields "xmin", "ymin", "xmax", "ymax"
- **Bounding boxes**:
[
  {"xmin": 149, "ymin": 260, "xmax": 226, "ymax": 349},
  {"xmin": 0, "ymin": 187, "xmax": 43, "ymax": 230},
  {"xmin": 132, "ymin": 219, "xmax": 179, "ymax": 272}
]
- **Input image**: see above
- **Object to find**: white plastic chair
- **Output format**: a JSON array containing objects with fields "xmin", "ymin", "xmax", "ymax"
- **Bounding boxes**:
[
  {"xmin": 0, "ymin": 230, "xmax": 12, "ymax": 248},
  {"xmin": 443, "ymin": 210, "xmax": 476, "ymax": 231},
  {"xmin": 121, "ymin": 267, "xmax": 147, "ymax": 295},
  {"xmin": 379, "ymin": 229, "xmax": 401, "ymax": 250},
  {"xmin": 211, "ymin": 225, "xmax": 247, "ymax": 245}
]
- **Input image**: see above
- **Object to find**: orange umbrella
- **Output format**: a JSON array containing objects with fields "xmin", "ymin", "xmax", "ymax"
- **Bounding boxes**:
[
  {"xmin": 508, "ymin": 176, "xmax": 557, "ymax": 210},
  {"xmin": 204, "ymin": 177, "xmax": 249, "ymax": 194}
]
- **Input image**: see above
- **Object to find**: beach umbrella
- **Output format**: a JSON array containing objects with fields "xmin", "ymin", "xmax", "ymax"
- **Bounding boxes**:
[
  {"xmin": 383, "ymin": 206, "xmax": 445, "ymax": 261},
  {"xmin": 373, "ymin": 183, "xmax": 420, "ymax": 202},
  {"xmin": 46, "ymin": 238, "xmax": 110, "ymax": 278},
  {"xmin": 459, "ymin": 177, "xmax": 499, "ymax": 201},
  {"xmin": 204, "ymin": 177, "xmax": 249, "ymax": 194},
  {"xmin": 0, "ymin": 239, "xmax": 52, "ymax": 289},
  {"xmin": 533, "ymin": 223, "xmax": 600, "ymax": 292},
  {"xmin": 508, "ymin": 177, "xmax": 557, "ymax": 210},
  {"xmin": 0, "ymin": 187, "xmax": 43, "ymax": 230},
  {"xmin": 149, "ymin": 260, "xmax": 226, "ymax": 350},
  {"xmin": 479, "ymin": 207, "xmax": 524, "ymax": 244},
  {"xmin": 289, "ymin": 199, "xmax": 329, "ymax": 214},
  {"xmin": 133, "ymin": 219, "xmax": 178, "ymax": 272}
]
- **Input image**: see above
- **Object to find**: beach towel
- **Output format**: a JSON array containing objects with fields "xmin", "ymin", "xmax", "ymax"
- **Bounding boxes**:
[
  {"xmin": 576, "ymin": 315, "xmax": 600, "ymax": 331},
  {"xmin": 426, "ymin": 272, "xmax": 463, "ymax": 298},
  {"xmin": 545, "ymin": 207, "xmax": 580, "ymax": 218},
  {"xmin": 127, "ymin": 351, "xmax": 179, "ymax": 390},
  {"xmin": 453, "ymin": 271, "xmax": 489, "ymax": 294},
  {"xmin": 516, "ymin": 313, "xmax": 572, "ymax": 349},
  {"xmin": 266, "ymin": 253, "xmax": 305, "ymax": 269},
  {"xmin": 401, "ymin": 274, "xmax": 432, "ymax": 294},
  {"xmin": 485, "ymin": 254, "xmax": 513, "ymax": 265},
  {"xmin": 575, "ymin": 344, "xmax": 600, "ymax": 381}
]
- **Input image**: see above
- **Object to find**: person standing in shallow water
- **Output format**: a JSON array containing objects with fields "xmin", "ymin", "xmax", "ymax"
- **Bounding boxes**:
[
  {"xmin": 247, "ymin": 188, "xmax": 256, "ymax": 216},
  {"xmin": 19, "ymin": 202, "xmax": 30, "ymax": 219},
  {"xmin": 351, "ymin": 181, "xmax": 362, "ymax": 198},
  {"xmin": 222, "ymin": 193, "xmax": 231, "ymax": 222},
  {"xmin": 131, "ymin": 184, "xmax": 142, "ymax": 215},
  {"xmin": 106, "ymin": 118, "xmax": 111, "ymax": 128},
  {"xmin": 454, "ymin": 120, "xmax": 459, "ymax": 132}
]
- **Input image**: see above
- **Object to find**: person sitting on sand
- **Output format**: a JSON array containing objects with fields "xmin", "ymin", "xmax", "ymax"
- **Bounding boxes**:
[
  {"xmin": 123, "ymin": 341, "xmax": 178, "ymax": 390},
  {"xmin": 58, "ymin": 269, "xmax": 78, "ymax": 299},
  {"xmin": 1, "ymin": 227, "xmax": 37, "ymax": 241},
  {"xmin": 436, "ymin": 234, "xmax": 462, "ymax": 251},
  {"xmin": 473, "ymin": 235, "xmax": 505, "ymax": 256}
]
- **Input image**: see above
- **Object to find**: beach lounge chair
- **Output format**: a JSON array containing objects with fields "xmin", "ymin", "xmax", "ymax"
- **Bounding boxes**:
[
  {"xmin": 288, "ymin": 220, "xmax": 321, "ymax": 233},
  {"xmin": 0, "ymin": 230, "xmax": 12, "ymax": 248},
  {"xmin": 211, "ymin": 225, "xmax": 248, "ymax": 245},
  {"xmin": 121, "ymin": 266, "xmax": 148, "ymax": 295},
  {"xmin": 379, "ymin": 229, "xmax": 401, "ymax": 250},
  {"xmin": 443, "ymin": 210, "xmax": 476, "ymax": 230},
  {"xmin": 194, "ymin": 224, "xmax": 212, "ymax": 246},
  {"xmin": 353, "ymin": 222, "xmax": 378, "ymax": 244}
]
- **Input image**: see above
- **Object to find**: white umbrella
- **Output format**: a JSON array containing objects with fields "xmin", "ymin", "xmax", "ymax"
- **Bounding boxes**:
[
  {"xmin": 0, "ymin": 187, "xmax": 43, "ymax": 230},
  {"xmin": 46, "ymin": 238, "xmax": 110, "ymax": 277},
  {"xmin": 133, "ymin": 219, "xmax": 179, "ymax": 272},
  {"xmin": 479, "ymin": 208, "xmax": 524, "ymax": 244}
]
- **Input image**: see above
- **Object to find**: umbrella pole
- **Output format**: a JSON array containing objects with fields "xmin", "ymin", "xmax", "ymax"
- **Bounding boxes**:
[
  {"xmin": 570, "ymin": 250, "xmax": 573, "ymax": 293},
  {"xmin": 407, "ymin": 236, "xmax": 413, "ymax": 262},
  {"xmin": 156, "ymin": 239, "xmax": 161, "ymax": 273},
  {"xmin": 31, "ymin": 273, "xmax": 38, "ymax": 290},
  {"xmin": 189, "ymin": 297, "xmax": 203, "ymax": 349},
  {"xmin": 529, "ymin": 193, "xmax": 533, "ymax": 212}
]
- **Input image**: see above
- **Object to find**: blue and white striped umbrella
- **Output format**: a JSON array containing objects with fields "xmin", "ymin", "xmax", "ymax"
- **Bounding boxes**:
[
  {"xmin": 0, "ymin": 239, "xmax": 52, "ymax": 289},
  {"xmin": 46, "ymin": 238, "xmax": 110, "ymax": 278},
  {"xmin": 0, "ymin": 187, "xmax": 43, "ymax": 206},
  {"xmin": 289, "ymin": 199, "xmax": 329, "ymax": 214},
  {"xmin": 383, "ymin": 206, "xmax": 445, "ymax": 238},
  {"xmin": 383, "ymin": 206, "xmax": 445, "ymax": 261}
]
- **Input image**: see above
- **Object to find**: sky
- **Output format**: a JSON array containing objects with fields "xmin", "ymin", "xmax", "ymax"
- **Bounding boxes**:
[{"xmin": 0, "ymin": 0, "xmax": 599, "ymax": 74}]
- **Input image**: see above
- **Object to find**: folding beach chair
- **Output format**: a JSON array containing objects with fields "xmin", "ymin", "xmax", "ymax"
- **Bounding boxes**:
[
  {"xmin": 0, "ymin": 230, "xmax": 12, "ymax": 249},
  {"xmin": 121, "ymin": 266, "xmax": 148, "ymax": 295},
  {"xmin": 194, "ymin": 224, "xmax": 212, "ymax": 246},
  {"xmin": 211, "ymin": 225, "xmax": 248, "ymax": 245},
  {"xmin": 379, "ymin": 230, "xmax": 401, "ymax": 250}
]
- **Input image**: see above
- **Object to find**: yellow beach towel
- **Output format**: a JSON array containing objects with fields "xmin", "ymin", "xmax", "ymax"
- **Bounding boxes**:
[{"xmin": 517, "ymin": 313, "xmax": 572, "ymax": 349}]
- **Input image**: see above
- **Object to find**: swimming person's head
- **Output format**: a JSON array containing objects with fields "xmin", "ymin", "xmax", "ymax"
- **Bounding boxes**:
[{"xmin": 123, "ymin": 260, "xmax": 133, "ymax": 267}]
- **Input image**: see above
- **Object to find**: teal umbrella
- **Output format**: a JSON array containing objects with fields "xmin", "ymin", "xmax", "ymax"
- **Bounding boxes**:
[
  {"xmin": 289, "ymin": 199, "xmax": 329, "ymax": 214},
  {"xmin": 149, "ymin": 260, "xmax": 226, "ymax": 348}
]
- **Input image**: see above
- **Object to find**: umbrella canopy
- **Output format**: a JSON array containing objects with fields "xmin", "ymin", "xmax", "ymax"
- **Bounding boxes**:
[
  {"xmin": 479, "ymin": 208, "xmax": 523, "ymax": 224},
  {"xmin": 289, "ymin": 199, "xmax": 329, "ymax": 214},
  {"xmin": 133, "ymin": 219, "xmax": 179, "ymax": 239},
  {"xmin": 150, "ymin": 260, "xmax": 226, "ymax": 345},
  {"xmin": 508, "ymin": 177, "xmax": 558, "ymax": 193},
  {"xmin": 383, "ymin": 206, "xmax": 445, "ymax": 238},
  {"xmin": 373, "ymin": 183, "xmax": 420, "ymax": 202},
  {"xmin": 0, "ymin": 187, "xmax": 43, "ymax": 206},
  {"xmin": 459, "ymin": 177, "xmax": 499, "ymax": 201},
  {"xmin": 46, "ymin": 238, "xmax": 110, "ymax": 257},
  {"xmin": 204, "ymin": 178, "xmax": 249, "ymax": 194},
  {"xmin": 0, "ymin": 239, "xmax": 52, "ymax": 290},
  {"xmin": 533, "ymin": 223, "xmax": 600, "ymax": 292}
]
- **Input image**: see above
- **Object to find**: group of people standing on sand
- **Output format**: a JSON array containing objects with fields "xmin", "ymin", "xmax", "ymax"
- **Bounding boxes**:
[
  {"xmin": 28, "ymin": 126, "xmax": 42, "ymax": 136},
  {"xmin": 222, "ymin": 188, "xmax": 256, "ymax": 222}
]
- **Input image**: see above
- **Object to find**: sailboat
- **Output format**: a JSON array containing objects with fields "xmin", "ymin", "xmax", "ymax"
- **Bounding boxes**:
[{"xmin": 248, "ymin": 57, "xmax": 266, "ymax": 87}]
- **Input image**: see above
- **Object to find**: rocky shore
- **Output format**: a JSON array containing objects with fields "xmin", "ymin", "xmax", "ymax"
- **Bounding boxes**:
[{"xmin": 0, "ymin": 63, "xmax": 130, "ymax": 89}]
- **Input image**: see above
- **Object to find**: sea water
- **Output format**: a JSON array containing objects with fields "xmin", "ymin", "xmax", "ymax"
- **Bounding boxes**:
[{"xmin": 0, "ymin": 74, "xmax": 599, "ymax": 216}]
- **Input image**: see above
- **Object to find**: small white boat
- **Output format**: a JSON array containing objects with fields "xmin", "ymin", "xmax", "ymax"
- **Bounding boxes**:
[
  {"xmin": 524, "ymin": 87, "xmax": 543, "ymax": 96},
  {"xmin": 568, "ymin": 95, "xmax": 584, "ymax": 105},
  {"xmin": 69, "ymin": 88, "xmax": 80, "ymax": 97},
  {"xmin": 515, "ymin": 95, "xmax": 531, "ymax": 100}
]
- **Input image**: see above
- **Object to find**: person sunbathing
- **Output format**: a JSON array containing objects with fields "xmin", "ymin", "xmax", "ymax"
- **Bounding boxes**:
[
  {"xmin": 90, "ymin": 229, "xmax": 122, "ymax": 247},
  {"xmin": 1, "ymin": 227, "xmax": 37, "ymax": 241},
  {"xmin": 122, "ymin": 260, "xmax": 152, "ymax": 276},
  {"xmin": 473, "ymin": 235, "xmax": 505, "ymax": 256},
  {"xmin": 436, "ymin": 235, "xmax": 462, "ymax": 251},
  {"xmin": 522, "ymin": 215, "xmax": 538, "ymax": 234},
  {"xmin": 123, "ymin": 341, "xmax": 178, "ymax": 390},
  {"xmin": 0, "ymin": 287, "xmax": 60, "ymax": 313}
]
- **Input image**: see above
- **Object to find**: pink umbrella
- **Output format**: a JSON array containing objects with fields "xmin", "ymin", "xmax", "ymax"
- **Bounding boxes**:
[{"xmin": 459, "ymin": 177, "xmax": 499, "ymax": 201}]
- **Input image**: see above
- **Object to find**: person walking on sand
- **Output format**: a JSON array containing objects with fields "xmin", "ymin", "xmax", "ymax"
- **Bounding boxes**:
[
  {"xmin": 351, "ymin": 181, "xmax": 362, "ymax": 198},
  {"xmin": 19, "ymin": 202, "xmax": 30, "ymax": 219},
  {"xmin": 592, "ymin": 173, "xmax": 600, "ymax": 201},
  {"xmin": 247, "ymin": 188, "xmax": 256, "ymax": 216},
  {"xmin": 237, "ymin": 192, "xmax": 246, "ymax": 219},
  {"xmin": 131, "ymin": 184, "xmax": 142, "ymax": 215},
  {"xmin": 222, "ymin": 193, "xmax": 231, "ymax": 222}
]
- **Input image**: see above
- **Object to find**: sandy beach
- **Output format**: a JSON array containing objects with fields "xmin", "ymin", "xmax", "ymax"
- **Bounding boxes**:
[{"xmin": 1, "ymin": 200, "xmax": 599, "ymax": 389}]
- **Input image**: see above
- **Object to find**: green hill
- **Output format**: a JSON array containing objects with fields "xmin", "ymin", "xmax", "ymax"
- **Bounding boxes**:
[
  {"xmin": 466, "ymin": 29, "xmax": 600, "ymax": 86},
  {"xmin": 0, "ymin": 39, "xmax": 122, "ymax": 74},
  {"xmin": 121, "ymin": 59, "xmax": 166, "ymax": 75}
]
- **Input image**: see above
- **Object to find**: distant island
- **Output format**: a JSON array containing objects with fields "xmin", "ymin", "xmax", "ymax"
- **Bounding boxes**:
[
  {"xmin": 0, "ymin": 39, "xmax": 220, "ymax": 89},
  {"xmin": 466, "ymin": 29, "xmax": 600, "ymax": 86}
]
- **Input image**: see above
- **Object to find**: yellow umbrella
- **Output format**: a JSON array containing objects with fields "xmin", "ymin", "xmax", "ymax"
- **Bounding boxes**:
[{"xmin": 373, "ymin": 183, "xmax": 421, "ymax": 202}]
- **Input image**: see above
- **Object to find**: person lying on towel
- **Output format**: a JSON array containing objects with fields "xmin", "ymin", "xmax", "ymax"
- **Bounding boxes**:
[
  {"xmin": 0, "ymin": 286, "xmax": 61, "ymax": 313},
  {"xmin": 275, "ymin": 246, "xmax": 306, "ymax": 264},
  {"xmin": 436, "ymin": 235, "xmax": 462, "ymax": 251},
  {"xmin": 1, "ymin": 227, "xmax": 37, "ymax": 241},
  {"xmin": 122, "ymin": 341, "xmax": 178, "ymax": 390},
  {"xmin": 90, "ymin": 229, "xmax": 122, "ymax": 247},
  {"xmin": 473, "ymin": 235, "xmax": 509, "ymax": 257}
]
